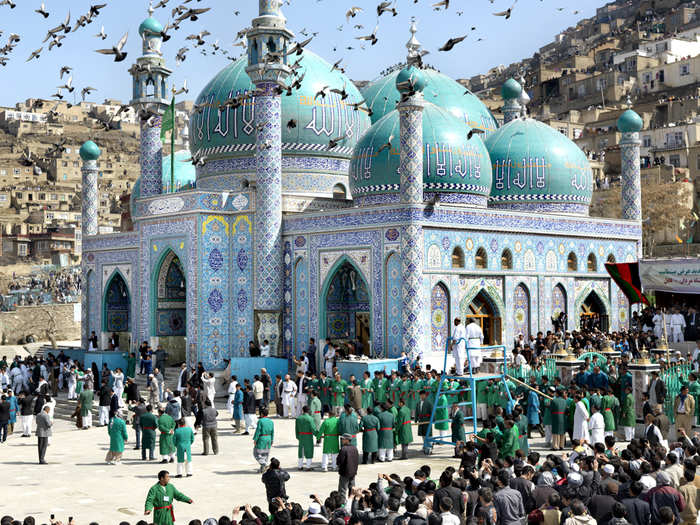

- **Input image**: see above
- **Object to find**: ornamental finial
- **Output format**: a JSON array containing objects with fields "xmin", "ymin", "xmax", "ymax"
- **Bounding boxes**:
[
  {"xmin": 148, "ymin": 0, "xmax": 154, "ymax": 17},
  {"xmin": 406, "ymin": 17, "xmax": 423, "ymax": 66}
]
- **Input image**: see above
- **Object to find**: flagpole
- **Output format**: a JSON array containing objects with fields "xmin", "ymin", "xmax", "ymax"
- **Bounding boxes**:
[{"xmin": 170, "ymin": 90, "xmax": 175, "ymax": 193}]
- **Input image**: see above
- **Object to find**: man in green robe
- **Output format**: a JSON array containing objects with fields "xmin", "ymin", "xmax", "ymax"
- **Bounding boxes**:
[
  {"xmin": 542, "ymin": 387, "xmax": 553, "ymax": 448},
  {"xmin": 476, "ymin": 380, "xmax": 488, "ymax": 422},
  {"xmin": 140, "ymin": 404, "xmax": 158, "ymax": 461},
  {"xmin": 428, "ymin": 372, "xmax": 439, "ymax": 405},
  {"xmin": 106, "ymin": 411, "xmax": 128, "ymax": 464},
  {"xmin": 78, "ymin": 386, "xmax": 94, "ymax": 429},
  {"xmin": 338, "ymin": 404, "xmax": 360, "ymax": 446},
  {"xmin": 601, "ymin": 389, "xmax": 618, "ymax": 435},
  {"xmin": 309, "ymin": 390, "xmax": 322, "ymax": 432},
  {"xmin": 415, "ymin": 390, "xmax": 433, "ymax": 438},
  {"xmin": 619, "ymin": 385, "xmax": 635, "ymax": 441},
  {"xmin": 434, "ymin": 394, "xmax": 449, "ymax": 437},
  {"xmin": 330, "ymin": 373, "xmax": 347, "ymax": 416},
  {"xmin": 513, "ymin": 407, "xmax": 528, "ymax": 453},
  {"xmin": 409, "ymin": 375, "xmax": 424, "ymax": 417},
  {"xmin": 295, "ymin": 405, "xmax": 316, "ymax": 470},
  {"xmin": 174, "ymin": 419, "xmax": 194, "ymax": 477},
  {"xmin": 253, "ymin": 407, "xmax": 274, "ymax": 471},
  {"xmin": 377, "ymin": 403, "xmax": 395, "ymax": 462},
  {"xmin": 361, "ymin": 372, "xmax": 374, "ymax": 415},
  {"xmin": 389, "ymin": 372, "xmax": 401, "ymax": 404},
  {"xmin": 144, "ymin": 470, "xmax": 192, "ymax": 525},
  {"xmin": 360, "ymin": 409, "xmax": 379, "ymax": 464},
  {"xmin": 400, "ymin": 374, "xmax": 412, "ymax": 412},
  {"xmin": 395, "ymin": 397, "xmax": 412, "ymax": 460},
  {"xmin": 157, "ymin": 408, "xmax": 176, "ymax": 463},
  {"xmin": 373, "ymin": 371, "xmax": 388, "ymax": 404},
  {"xmin": 689, "ymin": 373, "xmax": 700, "ymax": 425},
  {"xmin": 486, "ymin": 380, "xmax": 500, "ymax": 417},
  {"xmin": 498, "ymin": 419, "xmax": 520, "ymax": 458},
  {"xmin": 550, "ymin": 388, "xmax": 567, "ymax": 450},
  {"xmin": 315, "ymin": 412, "xmax": 339, "ymax": 471},
  {"xmin": 124, "ymin": 352, "xmax": 137, "ymax": 379}
]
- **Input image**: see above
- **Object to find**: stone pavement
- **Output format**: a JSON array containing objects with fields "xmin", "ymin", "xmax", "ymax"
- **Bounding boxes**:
[{"xmin": 1, "ymin": 404, "xmax": 555, "ymax": 524}]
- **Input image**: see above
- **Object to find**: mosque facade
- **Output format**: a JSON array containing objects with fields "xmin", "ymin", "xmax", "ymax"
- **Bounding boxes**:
[{"xmin": 80, "ymin": 1, "xmax": 644, "ymax": 369}]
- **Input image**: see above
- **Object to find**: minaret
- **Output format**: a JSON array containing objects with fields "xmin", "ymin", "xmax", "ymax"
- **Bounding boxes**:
[
  {"xmin": 130, "ymin": 3, "xmax": 171, "ymax": 197},
  {"xmin": 617, "ymin": 102, "xmax": 644, "ymax": 257},
  {"xmin": 80, "ymin": 140, "xmax": 101, "ymax": 237},
  {"xmin": 79, "ymin": 140, "xmax": 100, "ymax": 350},
  {"xmin": 246, "ymin": 0, "xmax": 294, "ymax": 354},
  {"xmin": 397, "ymin": 25, "xmax": 429, "ymax": 357},
  {"xmin": 501, "ymin": 78, "xmax": 522, "ymax": 124}
]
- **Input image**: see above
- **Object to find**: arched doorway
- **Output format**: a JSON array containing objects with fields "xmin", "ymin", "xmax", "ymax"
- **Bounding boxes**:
[
  {"xmin": 464, "ymin": 291, "xmax": 501, "ymax": 345},
  {"xmin": 552, "ymin": 284, "xmax": 567, "ymax": 331},
  {"xmin": 153, "ymin": 250, "xmax": 187, "ymax": 363},
  {"xmin": 321, "ymin": 259, "xmax": 371, "ymax": 357},
  {"xmin": 103, "ymin": 271, "xmax": 130, "ymax": 351},
  {"xmin": 431, "ymin": 283, "xmax": 450, "ymax": 353},
  {"xmin": 580, "ymin": 291, "xmax": 608, "ymax": 332},
  {"xmin": 513, "ymin": 283, "xmax": 531, "ymax": 340}
]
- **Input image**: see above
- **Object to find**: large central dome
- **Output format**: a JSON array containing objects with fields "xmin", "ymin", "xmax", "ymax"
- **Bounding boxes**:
[{"xmin": 189, "ymin": 50, "xmax": 372, "ymax": 163}]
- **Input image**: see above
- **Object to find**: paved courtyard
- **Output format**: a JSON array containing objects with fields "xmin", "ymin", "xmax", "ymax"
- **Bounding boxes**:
[{"xmin": 1, "ymin": 404, "xmax": 557, "ymax": 524}]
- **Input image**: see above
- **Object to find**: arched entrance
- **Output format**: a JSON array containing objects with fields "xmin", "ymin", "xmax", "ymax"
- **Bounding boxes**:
[
  {"xmin": 552, "ymin": 284, "xmax": 567, "ymax": 331},
  {"xmin": 580, "ymin": 291, "xmax": 608, "ymax": 332},
  {"xmin": 431, "ymin": 283, "xmax": 450, "ymax": 353},
  {"xmin": 153, "ymin": 250, "xmax": 187, "ymax": 363},
  {"xmin": 464, "ymin": 290, "xmax": 501, "ymax": 345},
  {"xmin": 321, "ymin": 259, "xmax": 371, "ymax": 357},
  {"xmin": 103, "ymin": 271, "xmax": 130, "ymax": 350}
]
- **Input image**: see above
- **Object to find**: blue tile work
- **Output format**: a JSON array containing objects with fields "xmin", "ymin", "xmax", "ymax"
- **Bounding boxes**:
[
  {"xmin": 139, "ymin": 117, "xmax": 163, "ymax": 197},
  {"xmin": 430, "ymin": 282, "xmax": 450, "ymax": 353},
  {"xmin": 293, "ymin": 253, "xmax": 309, "ymax": 359},
  {"xmin": 385, "ymin": 251, "xmax": 402, "ymax": 357},
  {"xmin": 81, "ymin": 160, "xmax": 99, "ymax": 236},
  {"xmin": 620, "ymin": 132, "xmax": 642, "ymax": 221},
  {"xmin": 229, "ymin": 215, "xmax": 253, "ymax": 358},
  {"xmin": 198, "ymin": 215, "xmax": 230, "ymax": 369},
  {"xmin": 283, "ymin": 240, "xmax": 293, "ymax": 360}
]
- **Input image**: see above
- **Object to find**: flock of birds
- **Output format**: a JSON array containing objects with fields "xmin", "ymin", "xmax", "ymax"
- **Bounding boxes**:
[{"xmin": 0, "ymin": 0, "xmax": 587, "ymax": 165}]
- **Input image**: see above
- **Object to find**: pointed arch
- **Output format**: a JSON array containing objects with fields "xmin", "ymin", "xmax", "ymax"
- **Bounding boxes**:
[
  {"xmin": 319, "ymin": 255, "xmax": 372, "ymax": 353},
  {"xmin": 567, "ymin": 252, "xmax": 578, "ymax": 272},
  {"xmin": 451, "ymin": 246, "xmax": 465, "ymax": 268},
  {"xmin": 152, "ymin": 248, "xmax": 186, "ymax": 337},
  {"xmin": 587, "ymin": 253, "xmax": 598, "ymax": 273},
  {"xmin": 552, "ymin": 283, "xmax": 567, "ymax": 329},
  {"xmin": 475, "ymin": 247, "xmax": 488, "ymax": 270},
  {"xmin": 501, "ymin": 248, "xmax": 513, "ymax": 270},
  {"xmin": 102, "ymin": 269, "xmax": 131, "ymax": 332},
  {"xmin": 431, "ymin": 281, "xmax": 450, "ymax": 353}
]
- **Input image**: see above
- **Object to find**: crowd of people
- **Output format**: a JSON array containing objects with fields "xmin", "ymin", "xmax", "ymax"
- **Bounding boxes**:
[
  {"xmin": 2, "ymin": 268, "xmax": 81, "ymax": 309},
  {"xmin": 4, "ymin": 309, "xmax": 700, "ymax": 525}
]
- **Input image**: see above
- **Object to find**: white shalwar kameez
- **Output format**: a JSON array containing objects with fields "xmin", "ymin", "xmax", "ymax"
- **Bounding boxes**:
[
  {"xmin": 281, "ymin": 380, "xmax": 297, "ymax": 418},
  {"xmin": 465, "ymin": 321, "xmax": 484, "ymax": 371},
  {"xmin": 452, "ymin": 323, "xmax": 467, "ymax": 376},
  {"xmin": 588, "ymin": 411, "xmax": 605, "ymax": 445},
  {"xmin": 573, "ymin": 400, "xmax": 590, "ymax": 443}
]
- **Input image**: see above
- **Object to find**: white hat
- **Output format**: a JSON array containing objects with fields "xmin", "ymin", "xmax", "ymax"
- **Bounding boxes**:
[
  {"xmin": 308, "ymin": 502, "xmax": 322, "ymax": 515},
  {"xmin": 602, "ymin": 464, "xmax": 615, "ymax": 474}
]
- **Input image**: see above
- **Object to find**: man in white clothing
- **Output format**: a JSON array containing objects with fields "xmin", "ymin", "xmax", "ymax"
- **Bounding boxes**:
[
  {"xmin": 260, "ymin": 340, "xmax": 271, "ymax": 357},
  {"xmin": 465, "ymin": 318, "xmax": 484, "ymax": 372},
  {"xmin": 671, "ymin": 310, "xmax": 686, "ymax": 343},
  {"xmin": 572, "ymin": 393, "xmax": 590, "ymax": 443},
  {"xmin": 201, "ymin": 372, "xmax": 216, "ymax": 406},
  {"xmin": 294, "ymin": 372, "xmax": 307, "ymax": 417},
  {"xmin": 452, "ymin": 318, "xmax": 467, "ymax": 376},
  {"xmin": 588, "ymin": 404, "xmax": 605, "ymax": 446},
  {"xmin": 67, "ymin": 367, "xmax": 77, "ymax": 400},
  {"xmin": 323, "ymin": 340, "xmax": 335, "ymax": 378},
  {"xmin": 281, "ymin": 374, "xmax": 297, "ymax": 418},
  {"xmin": 652, "ymin": 310, "xmax": 664, "ymax": 339}
]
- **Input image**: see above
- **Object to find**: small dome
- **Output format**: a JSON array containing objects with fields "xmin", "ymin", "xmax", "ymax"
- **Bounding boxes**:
[
  {"xmin": 79, "ymin": 140, "xmax": 101, "ymax": 161},
  {"xmin": 396, "ymin": 66, "xmax": 427, "ymax": 94},
  {"xmin": 617, "ymin": 109, "xmax": 643, "ymax": 133},
  {"xmin": 138, "ymin": 16, "xmax": 163, "ymax": 37},
  {"xmin": 349, "ymin": 102, "xmax": 492, "ymax": 205},
  {"xmin": 485, "ymin": 118, "xmax": 593, "ymax": 214},
  {"xmin": 501, "ymin": 78, "xmax": 522, "ymax": 101},
  {"xmin": 361, "ymin": 68, "xmax": 498, "ymax": 137}
]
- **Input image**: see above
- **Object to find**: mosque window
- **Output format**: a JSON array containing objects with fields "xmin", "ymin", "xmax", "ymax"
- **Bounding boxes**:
[
  {"xmin": 607, "ymin": 254, "xmax": 616, "ymax": 264},
  {"xmin": 501, "ymin": 249, "xmax": 513, "ymax": 270},
  {"xmin": 451, "ymin": 247, "xmax": 464, "ymax": 269},
  {"xmin": 587, "ymin": 253, "xmax": 597, "ymax": 272},
  {"xmin": 475, "ymin": 247, "xmax": 488, "ymax": 270},
  {"xmin": 332, "ymin": 183, "xmax": 347, "ymax": 200},
  {"xmin": 567, "ymin": 252, "xmax": 578, "ymax": 272}
]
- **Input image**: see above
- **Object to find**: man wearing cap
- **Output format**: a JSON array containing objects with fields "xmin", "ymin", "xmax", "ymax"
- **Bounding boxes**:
[
  {"xmin": 144, "ymin": 470, "xmax": 192, "ymax": 525},
  {"xmin": 106, "ymin": 410, "xmax": 128, "ymax": 465},
  {"xmin": 377, "ymin": 403, "xmax": 395, "ymax": 462},
  {"xmin": 338, "ymin": 404, "xmax": 360, "ymax": 447},
  {"xmin": 452, "ymin": 318, "xmax": 467, "ymax": 376},
  {"xmin": 253, "ymin": 407, "xmax": 274, "ymax": 472},
  {"xmin": 642, "ymin": 470, "xmax": 684, "ymax": 524},
  {"xmin": 140, "ymin": 404, "xmax": 158, "ymax": 461},
  {"xmin": 157, "ymin": 406, "xmax": 176, "ymax": 464},
  {"xmin": 337, "ymin": 433, "xmax": 359, "ymax": 504}
]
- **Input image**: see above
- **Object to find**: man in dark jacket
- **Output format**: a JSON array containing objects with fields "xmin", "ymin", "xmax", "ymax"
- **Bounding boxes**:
[
  {"xmin": 589, "ymin": 481, "xmax": 618, "ymax": 525},
  {"xmin": 399, "ymin": 495, "xmax": 428, "ymax": 525},
  {"xmin": 641, "ymin": 471, "xmax": 684, "ymax": 525},
  {"xmin": 129, "ymin": 397, "xmax": 147, "ymax": 449},
  {"xmin": 261, "ymin": 457, "xmax": 290, "ymax": 513},
  {"xmin": 435, "ymin": 470, "xmax": 465, "ymax": 519},
  {"xmin": 622, "ymin": 481, "xmax": 651, "ymax": 525},
  {"xmin": 0, "ymin": 394, "xmax": 10, "ymax": 442},
  {"xmin": 243, "ymin": 385, "xmax": 257, "ymax": 435},
  {"xmin": 337, "ymin": 433, "xmax": 359, "ymax": 504},
  {"xmin": 201, "ymin": 399, "xmax": 218, "ymax": 455},
  {"xmin": 98, "ymin": 381, "xmax": 112, "ymax": 426}
]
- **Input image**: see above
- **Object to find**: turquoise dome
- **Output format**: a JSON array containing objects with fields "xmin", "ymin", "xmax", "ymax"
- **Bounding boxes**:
[
  {"xmin": 485, "ymin": 118, "xmax": 593, "ymax": 213},
  {"xmin": 130, "ymin": 150, "xmax": 197, "ymax": 214},
  {"xmin": 138, "ymin": 16, "xmax": 163, "ymax": 37},
  {"xmin": 349, "ymin": 102, "xmax": 492, "ymax": 205},
  {"xmin": 361, "ymin": 68, "xmax": 498, "ymax": 137},
  {"xmin": 396, "ymin": 66, "xmax": 427, "ymax": 94},
  {"xmin": 189, "ymin": 51, "xmax": 372, "ymax": 166},
  {"xmin": 79, "ymin": 140, "xmax": 101, "ymax": 161},
  {"xmin": 501, "ymin": 78, "xmax": 522, "ymax": 100},
  {"xmin": 617, "ymin": 109, "xmax": 643, "ymax": 133}
]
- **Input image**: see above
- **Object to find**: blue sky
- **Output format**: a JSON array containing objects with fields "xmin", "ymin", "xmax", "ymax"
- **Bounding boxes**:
[{"xmin": 0, "ymin": 0, "xmax": 603, "ymax": 106}]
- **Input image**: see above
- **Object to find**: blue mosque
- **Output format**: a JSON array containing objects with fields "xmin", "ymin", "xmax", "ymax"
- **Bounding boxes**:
[{"xmin": 79, "ymin": 1, "xmax": 645, "ymax": 369}]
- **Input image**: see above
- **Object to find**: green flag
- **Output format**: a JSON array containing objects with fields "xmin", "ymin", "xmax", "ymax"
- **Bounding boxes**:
[{"xmin": 161, "ymin": 97, "xmax": 175, "ymax": 141}]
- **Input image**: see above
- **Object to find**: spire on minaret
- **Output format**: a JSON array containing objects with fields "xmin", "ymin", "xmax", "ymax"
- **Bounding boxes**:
[
  {"xmin": 406, "ymin": 18, "xmax": 423, "ymax": 67},
  {"xmin": 148, "ymin": 0, "xmax": 154, "ymax": 17}
]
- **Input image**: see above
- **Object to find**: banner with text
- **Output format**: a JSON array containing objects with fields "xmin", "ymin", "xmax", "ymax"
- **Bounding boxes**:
[{"xmin": 639, "ymin": 258, "xmax": 700, "ymax": 294}]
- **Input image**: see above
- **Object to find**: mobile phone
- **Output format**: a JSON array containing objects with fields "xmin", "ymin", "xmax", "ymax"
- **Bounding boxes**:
[
  {"xmin": 69, "ymin": 518, "xmax": 73, "ymax": 522},
  {"xmin": 51, "ymin": 515, "xmax": 55, "ymax": 520},
  {"xmin": 239, "ymin": 506, "xmax": 246, "ymax": 511}
]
